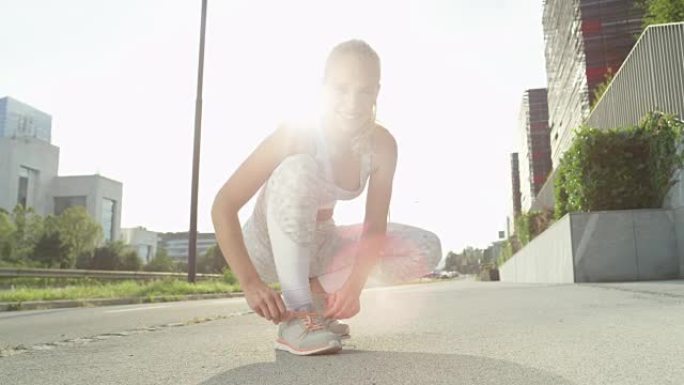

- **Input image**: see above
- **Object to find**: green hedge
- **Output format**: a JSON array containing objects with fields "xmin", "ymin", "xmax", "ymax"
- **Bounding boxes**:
[
  {"xmin": 514, "ymin": 210, "xmax": 555, "ymax": 247},
  {"xmin": 495, "ymin": 210, "xmax": 554, "ymax": 267},
  {"xmin": 555, "ymin": 112, "xmax": 684, "ymax": 219},
  {"xmin": 496, "ymin": 239, "xmax": 513, "ymax": 267},
  {"xmin": 496, "ymin": 235, "xmax": 522, "ymax": 267}
]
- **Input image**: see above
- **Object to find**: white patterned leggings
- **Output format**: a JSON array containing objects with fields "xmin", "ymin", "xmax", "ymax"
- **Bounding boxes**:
[{"xmin": 242, "ymin": 154, "xmax": 442, "ymax": 310}]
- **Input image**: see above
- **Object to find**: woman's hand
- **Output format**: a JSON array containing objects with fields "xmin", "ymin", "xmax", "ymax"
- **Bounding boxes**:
[
  {"xmin": 243, "ymin": 280, "xmax": 287, "ymax": 324},
  {"xmin": 324, "ymin": 280, "xmax": 363, "ymax": 320}
]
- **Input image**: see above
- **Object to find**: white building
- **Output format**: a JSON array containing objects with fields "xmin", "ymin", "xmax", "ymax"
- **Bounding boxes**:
[
  {"xmin": 120, "ymin": 227, "xmax": 159, "ymax": 264},
  {"xmin": 0, "ymin": 96, "xmax": 123, "ymax": 242},
  {"xmin": 158, "ymin": 232, "xmax": 216, "ymax": 262}
]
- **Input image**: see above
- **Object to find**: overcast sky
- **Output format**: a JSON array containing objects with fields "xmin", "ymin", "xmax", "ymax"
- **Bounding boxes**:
[{"xmin": 0, "ymin": 0, "xmax": 548, "ymax": 255}]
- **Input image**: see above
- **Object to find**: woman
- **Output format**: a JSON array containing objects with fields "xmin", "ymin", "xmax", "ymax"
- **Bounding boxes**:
[{"xmin": 211, "ymin": 39, "xmax": 441, "ymax": 356}]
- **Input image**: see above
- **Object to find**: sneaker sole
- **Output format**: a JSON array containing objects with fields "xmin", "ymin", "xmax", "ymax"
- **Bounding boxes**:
[{"xmin": 274, "ymin": 339, "xmax": 342, "ymax": 356}]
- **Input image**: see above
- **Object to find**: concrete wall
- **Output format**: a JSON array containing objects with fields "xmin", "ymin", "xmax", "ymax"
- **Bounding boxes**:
[
  {"xmin": 571, "ymin": 210, "xmax": 678, "ymax": 282},
  {"xmin": 501, "ymin": 209, "xmax": 680, "ymax": 283},
  {"xmin": 0, "ymin": 137, "xmax": 59, "ymax": 216},
  {"xmin": 659, "ymin": 151, "xmax": 684, "ymax": 278},
  {"xmin": 672, "ymin": 207, "xmax": 684, "ymax": 279},
  {"xmin": 499, "ymin": 214, "xmax": 574, "ymax": 283},
  {"xmin": 52, "ymin": 175, "xmax": 123, "ymax": 243}
]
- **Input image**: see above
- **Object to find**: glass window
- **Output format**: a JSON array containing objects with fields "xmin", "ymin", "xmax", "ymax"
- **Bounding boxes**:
[
  {"xmin": 17, "ymin": 169, "xmax": 28, "ymax": 208},
  {"xmin": 101, "ymin": 198, "xmax": 115, "ymax": 242},
  {"xmin": 17, "ymin": 166, "xmax": 38, "ymax": 208},
  {"xmin": 54, "ymin": 196, "xmax": 87, "ymax": 215}
]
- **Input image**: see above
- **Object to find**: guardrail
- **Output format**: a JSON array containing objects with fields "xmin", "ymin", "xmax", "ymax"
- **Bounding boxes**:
[{"xmin": 0, "ymin": 267, "xmax": 223, "ymax": 281}]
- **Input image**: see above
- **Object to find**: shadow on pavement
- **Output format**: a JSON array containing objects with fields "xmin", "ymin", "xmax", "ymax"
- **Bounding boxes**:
[{"xmin": 200, "ymin": 349, "xmax": 575, "ymax": 385}]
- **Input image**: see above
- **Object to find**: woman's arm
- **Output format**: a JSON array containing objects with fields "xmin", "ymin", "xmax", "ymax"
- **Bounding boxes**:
[
  {"xmin": 211, "ymin": 124, "xmax": 306, "ymax": 323},
  {"xmin": 352, "ymin": 127, "xmax": 398, "ymax": 287},
  {"xmin": 325, "ymin": 126, "xmax": 398, "ymax": 319}
]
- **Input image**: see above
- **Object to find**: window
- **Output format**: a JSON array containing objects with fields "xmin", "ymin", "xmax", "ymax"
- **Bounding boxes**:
[
  {"xmin": 136, "ymin": 245, "xmax": 152, "ymax": 264},
  {"xmin": 101, "ymin": 198, "xmax": 116, "ymax": 242},
  {"xmin": 17, "ymin": 166, "xmax": 38, "ymax": 208},
  {"xmin": 54, "ymin": 196, "xmax": 87, "ymax": 215},
  {"xmin": 17, "ymin": 169, "xmax": 28, "ymax": 208}
]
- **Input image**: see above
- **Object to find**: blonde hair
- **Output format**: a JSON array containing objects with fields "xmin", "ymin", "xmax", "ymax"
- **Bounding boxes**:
[
  {"xmin": 324, "ymin": 39, "xmax": 381, "ymax": 155},
  {"xmin": 324, "ymin": 39, "xmax": 381, "ymax": 81}
]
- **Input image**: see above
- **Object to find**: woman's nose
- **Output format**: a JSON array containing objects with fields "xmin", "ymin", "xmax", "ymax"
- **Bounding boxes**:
[{"xmin": 341, "ymin": 92, "xmax": 365, "ymax": 111}]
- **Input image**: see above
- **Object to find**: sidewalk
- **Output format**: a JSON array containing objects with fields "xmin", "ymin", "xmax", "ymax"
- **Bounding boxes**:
[{"xmin": 585, "ymin": 280, "xmax": 684, "ymax": 298}]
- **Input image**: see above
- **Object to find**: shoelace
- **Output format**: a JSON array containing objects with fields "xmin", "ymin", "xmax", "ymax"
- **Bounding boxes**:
[{"xmin": 284, "ymin": 311, "xmax": 326, "ymax": 332}]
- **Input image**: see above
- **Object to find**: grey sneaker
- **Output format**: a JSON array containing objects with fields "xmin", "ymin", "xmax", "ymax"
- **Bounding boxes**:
[
  {"xmin": 275, "ymin": 311, "xmax": 342, "ymax": 355},
  {"xmin": 312, "ymin": 293, "xmax": 351, "ymax": 339}
]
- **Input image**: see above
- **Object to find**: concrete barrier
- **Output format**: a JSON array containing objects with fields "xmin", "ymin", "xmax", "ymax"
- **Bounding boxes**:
[
  {"xmin": 501, "ymin": 209, "xmax": 681, "ymax": 283},
  {"xmin": 499, "ymin": 215, "xmax": 574, "ymax": 283}
]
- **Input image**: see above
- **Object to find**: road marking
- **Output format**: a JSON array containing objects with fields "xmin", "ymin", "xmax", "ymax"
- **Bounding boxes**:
[{"xmin": 105, "ymin": 305, "xmax": 170, "ymax": 313}]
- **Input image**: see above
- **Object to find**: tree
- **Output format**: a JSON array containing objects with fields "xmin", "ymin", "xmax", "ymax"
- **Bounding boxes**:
[
  {"xmin": 0, "ymin": 210, "xmax": 16, "ymax": 262},
  {"xmin": 197, "ymin": 244, "xmax": 228, "ymax": 274},
  {"xmin": 89, "ymin": 241, "xmax": 140, "ymax": 271},
  {"xmin": 120, "ymin": 249, "xmax": 142, "ymax": 271},
  {"xmin": 9, "ymin": 205, "xmax": 44, "ymax": 263},
  {"xmin": 443, "ymin": 251, "xmax": 459, "ymax": 272},
  {"xmin": 443, "ymin": 247, "xmax": 486, "ymax": 274},
  {"xmin": 482, "ymin": 246, "xmax": 495, "ymax": 265},
  {"xmin": 0, "ymin": 205, "xmax": 103, "ymax": 268},
  {"xmin": 639, "ymin": 0, "xmax": 684, "ymax": 29},
  {"xmin": 144, "ymin": 248, "xmax": 176, "ymax": 272},
  {"xmin": 30, "ymin": 216, "xmax": 70, "ymax": 268},
  {"xmin": 57, "ymin": 206, "xmax": 103, "ymax": 265}
]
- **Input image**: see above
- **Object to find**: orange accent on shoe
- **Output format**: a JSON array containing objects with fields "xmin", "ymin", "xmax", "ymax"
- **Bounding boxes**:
[{"xmin": 283, "ymin": 311, "xmax": 326, "ymax": 332}]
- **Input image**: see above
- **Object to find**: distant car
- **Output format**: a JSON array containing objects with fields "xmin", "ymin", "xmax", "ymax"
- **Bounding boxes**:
[
  {"xmin": 423, "ymin": 271, "xmax": 440, "ymax": 278},
  {"xmin": 439, "ymin": 270, "xmax": 458, "ymax": 279}
]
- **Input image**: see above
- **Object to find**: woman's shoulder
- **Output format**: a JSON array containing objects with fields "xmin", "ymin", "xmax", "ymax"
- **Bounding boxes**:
[
  {"xmin": 371, "ymin": 123, "xmax": 397, "ymax": 158},
  {"xmin": 273, "ymin": 120, "xmax": 318, "ymax": 156}
]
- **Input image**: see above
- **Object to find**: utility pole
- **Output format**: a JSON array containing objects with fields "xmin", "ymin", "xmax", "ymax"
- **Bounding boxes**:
[{"xmin": 188, "ymin": 0, "xmax": 208, "ymax": 283}]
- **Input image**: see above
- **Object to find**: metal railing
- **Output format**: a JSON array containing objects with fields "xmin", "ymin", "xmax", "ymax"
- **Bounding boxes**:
[
  {"xmin": 587, "ymin": 22, "xmax": 684, "ymax": 129},
  {"xmin": 0, "ymin": 267, "xmax": 222, "ymax": 280},
  {"xmin": 531, "ymin": 22, "xmax": 684, "ymax": 212}
]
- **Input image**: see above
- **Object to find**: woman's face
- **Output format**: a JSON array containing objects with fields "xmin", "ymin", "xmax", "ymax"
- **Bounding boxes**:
[{"xmin": 322, "ymin": 53, "xmax": 380, "ymax": 137}]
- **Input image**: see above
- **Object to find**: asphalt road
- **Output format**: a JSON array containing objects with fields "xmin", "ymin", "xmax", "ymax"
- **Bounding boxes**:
[{"xmin": 1, "ymin": 278, "xmax": 683, "ymax": 384}]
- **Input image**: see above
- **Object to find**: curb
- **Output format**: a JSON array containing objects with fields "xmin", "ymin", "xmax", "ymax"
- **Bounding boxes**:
[{"xmin": 0, "ymin": 292, "xmax": 245, "ymax": 312}]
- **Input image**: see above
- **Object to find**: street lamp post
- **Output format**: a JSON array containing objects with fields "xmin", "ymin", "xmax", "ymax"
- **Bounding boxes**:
[{"xmin": 188, "ymin": 0, "xmax": 208, "ymax": 283}]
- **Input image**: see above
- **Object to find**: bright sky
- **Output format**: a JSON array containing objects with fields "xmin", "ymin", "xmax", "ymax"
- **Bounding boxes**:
[{"xmin": 0, "ymin": 0, "xmax": 547, "ymax": 255}]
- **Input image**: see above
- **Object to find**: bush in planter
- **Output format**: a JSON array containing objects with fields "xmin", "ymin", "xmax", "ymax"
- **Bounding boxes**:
[
  {"xmin": 555, "ymin": 112, "xmax": 684, "ymax": 218},
  {"xmin": 496, "ymin": 235, "xmax": 522, "ymax": 267},
  {"xmin": 496, "ymin": 239, "xmax": 512, "ymax": 267},
  {"xmin": 514, "ymin": 209, "xmax": 555, "ymax": 247}
]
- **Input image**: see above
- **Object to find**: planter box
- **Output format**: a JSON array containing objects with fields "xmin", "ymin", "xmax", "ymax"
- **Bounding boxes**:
[{"xmin": 500, "ymin": 209, "xmax": 681, "ymax": 283}]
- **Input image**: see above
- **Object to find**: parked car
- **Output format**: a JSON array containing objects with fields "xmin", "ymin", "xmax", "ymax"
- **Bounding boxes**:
[
  {"xmin": 439, "ymin": 270, "xmax": 459, "ymax": 279},
  {"xmin": 422, "ymin": 270, "xmax": 441, "ymax": 279}
]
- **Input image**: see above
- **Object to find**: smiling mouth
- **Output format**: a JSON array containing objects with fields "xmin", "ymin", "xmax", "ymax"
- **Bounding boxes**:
[{"xmin": 338, "ymin": 111, "xmax": 363, "ymax": 120}]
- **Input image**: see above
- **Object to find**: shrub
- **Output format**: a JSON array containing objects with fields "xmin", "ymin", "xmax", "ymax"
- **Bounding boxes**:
[
  {"xmin": 514, "ymin": 209, "xmax": 555, "ymax": 247},
  {"xmin": 555, "ymin": 112, "xmax": 684, "ymax": 218},
  {"xmin": 222, "ymin": 269, "xmax": 237, "ymax": 285}
]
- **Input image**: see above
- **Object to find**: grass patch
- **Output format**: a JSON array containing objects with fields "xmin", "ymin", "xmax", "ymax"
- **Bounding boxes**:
[{"xmin": 0, "ymin": 278, "xmax": 241, "ymax": 303}]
